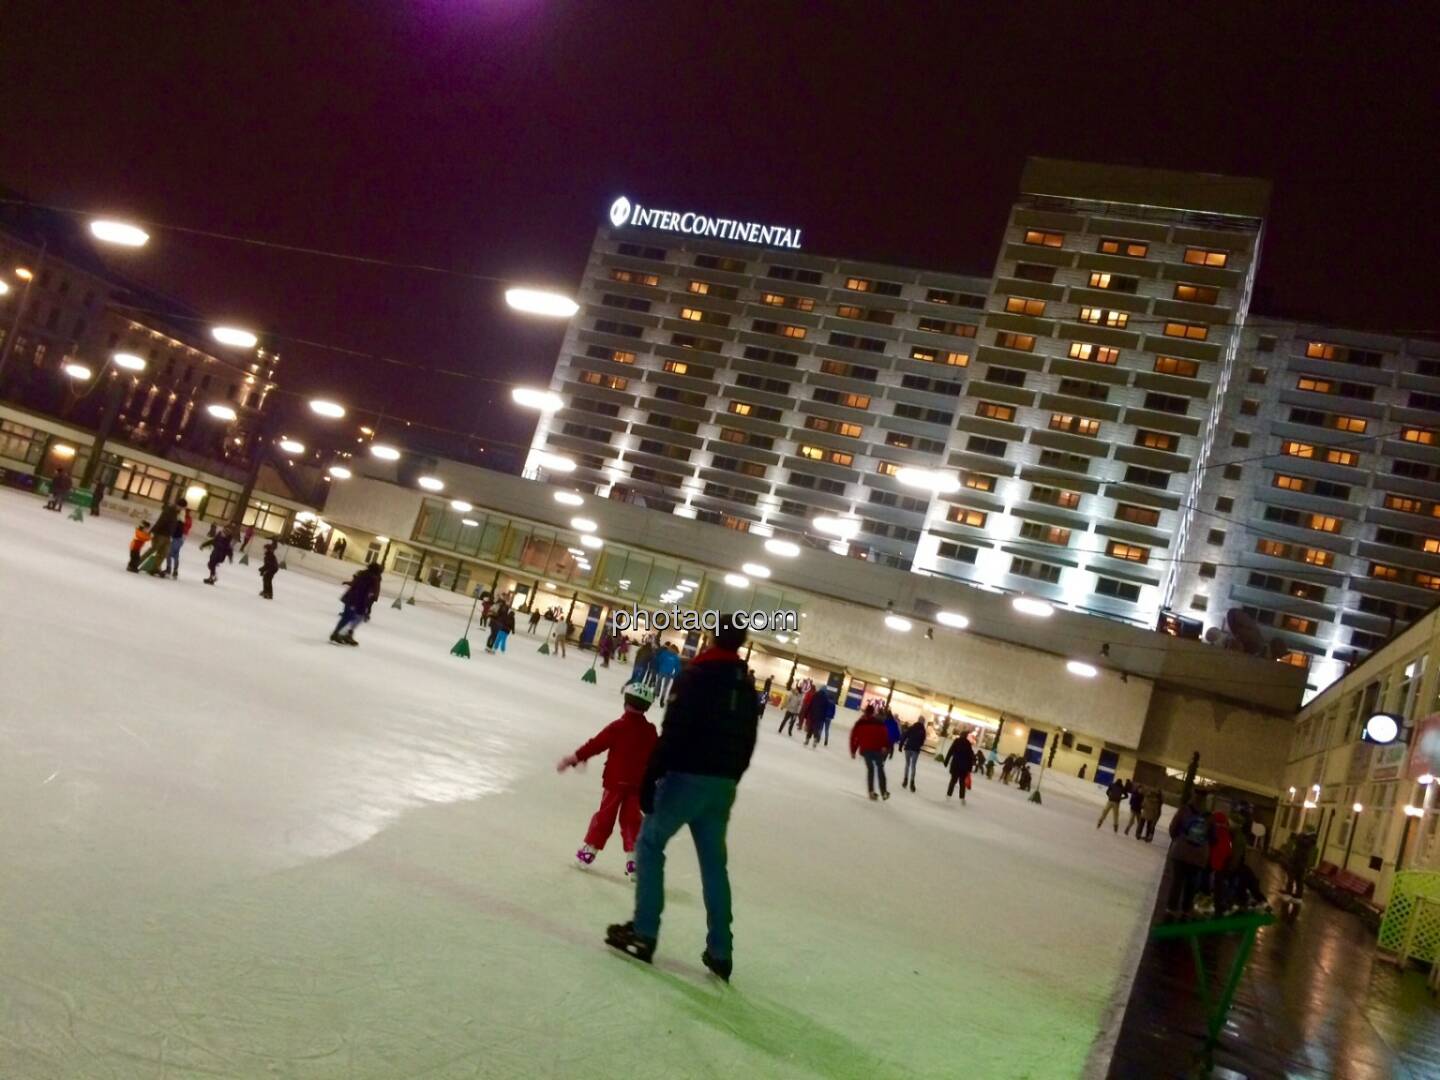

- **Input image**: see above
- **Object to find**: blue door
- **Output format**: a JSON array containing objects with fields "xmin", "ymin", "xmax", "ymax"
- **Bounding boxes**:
[
  {"xmin": 1025, "ymin": 728, "xmax": 1048, "ymax": 765},
  {"xmin": 844, "ymin": 680, "xmax": 867, "ymax": 710},
  {"xmin": 579, "ymin": 604, "xmax": 602, "ymax": 647},
  {"xmin": 1095, "ymin": 749, "xmax": 1119, "ymax": 787}
]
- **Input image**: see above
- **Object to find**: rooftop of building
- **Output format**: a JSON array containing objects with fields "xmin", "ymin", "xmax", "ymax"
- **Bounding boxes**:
[{"xmin": 1020, "ymin": 157, "xmax": 1272, "ymax": 221}]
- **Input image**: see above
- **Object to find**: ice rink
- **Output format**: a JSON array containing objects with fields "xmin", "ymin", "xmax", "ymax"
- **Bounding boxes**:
[{"xmin": 1, "ymin": 487, "xmax": 1165, "ymax": 1079}]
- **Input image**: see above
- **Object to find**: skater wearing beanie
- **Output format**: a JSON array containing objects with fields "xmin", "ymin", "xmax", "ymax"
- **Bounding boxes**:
[
  {"xmin": 849, "ymin": 704, "xmax": 892, "ymax": 801},
  {"xmin": 126, "ymin": 521, "xmax": 152, "ymax": 573},
  {"xmin": 259, "ymin": 541, "xmax": 279, "ymax": 598},
  {"xmin": 944, "ymin": 733, "xmax": 975, "ymax": 803},
  {"xmin": 332, "ymin": 563, "xmax": 382, "ymax": 645},
  {"xmin": 558, "ymin": 683, "xmax": 660, "ymax": 876},
  {"xmin": 606, "ymin": 614, "xmax": 760, "ymax": 983}
]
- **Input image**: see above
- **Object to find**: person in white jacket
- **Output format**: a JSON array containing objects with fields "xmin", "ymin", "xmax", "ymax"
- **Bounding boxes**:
[
  {"xmin": 777, "ymin": 682, "xmax": 804, "ymax": 736},
  {"xmin": 548, "ymin": 617, "xmax": 568, "ymax": 658}
]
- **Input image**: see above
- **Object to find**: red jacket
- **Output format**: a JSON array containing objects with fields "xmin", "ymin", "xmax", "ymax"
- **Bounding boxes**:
[
  {"xmin": 850, "ymin": 712, "xmax": 891, "ymax": 755},
  {"xmin": 573, "ymin": 708, "xmax": 658, "ymax": 788}
]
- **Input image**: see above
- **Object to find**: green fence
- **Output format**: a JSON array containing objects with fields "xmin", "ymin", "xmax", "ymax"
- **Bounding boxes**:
[{"xmin": 1377, "ymin": 870, "xmax": 1440, "ymax": 967}]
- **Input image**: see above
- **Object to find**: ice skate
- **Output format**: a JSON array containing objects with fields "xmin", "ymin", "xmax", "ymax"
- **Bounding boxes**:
[
  {"xmin": 868, "ymin": 792, "xmax": 878, "ymax": 801},
  {"xmin": 575, "ymin": 844, "xmax": 597, "ymax": 867},
  {"xmin": 341, "ymin": 633, "xmax": 359, "ymax": 646},
  {"xmin": 881, "ymin": 790, "xmax": 890, "ymax": 801},
  {"xmin": 604, "ymin": 921, "xmax": 655, "ymax": 963},
  {"xmin": 330, "ymin": 632, "xmax": 346, "ymax": 645},
  {"xmin": 701, "ymin": 950, "xmax": 732, "ymax": 983}
]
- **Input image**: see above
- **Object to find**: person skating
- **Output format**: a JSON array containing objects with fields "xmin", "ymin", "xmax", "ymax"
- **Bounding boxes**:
[
  {"xmin": 605, "ymin": 614, "xmax": 760, "ymax": 983},
  {"xmin": 548, "ymin": 616, "xmax": 568, "ymax": 657},
  {"xmin": 777, "ymin": 682, "xmax": 804, "ymax": 736},
  {"xmin": 259, "ymin": 540, "xmax": 279, "ymax": 598},
  {"xmin": 484, "ymin": 602, "xmax": 507, "ymax": 653},
  {"xmin": 499, "ymin": 606, "xmax": 516, "ymax": 651},
  {"xmin": 653, "ymin": 643, "xmax": 682, "ymax": 702},
  {"xmin": 1124, "ymin": 783, "xmax": 1146, "ymax": 836},
  {"xmin": 1283, "ymin": 828, "xmax": 1317, "ymax": 901},
  {"xmin": 559, "ymin": 683, "xmax": 660, "ymax": 876},
  {"xmin": 944, "ymin": 731, "xmax": 976, "ymax": 803},
  {"xmin": 528, "ymin": 607, "xmax": 542, "ymax": 635},
  {"xmin": 1001, "ymin": 754, "xmax": 1017, "ymax": 785},
  {"xmin": 89, "ymin": 480, "xmax": 105, "ymax": 517},
  {"xmin": 201, "ymin": 527, "xmax": 234, "ymax": 584},
  {"xmin": 145, "ymin": 497, "xmax": 185, "ymax": 576},
  {"xmin": 1097, "ymin": 778, "xmax": 1126, "ymax": 831},
  {"xmin": 126, "ymin": 520, "xmax": 153, "ymax": 573},
  {"xmin": 899, "ymin": 718, "xmax": 926, "ymax": 792},
  {"xmin": 630, "ymin": 637, "xmax": 655, "ymax": 687},
  {"xmin": 882, "ymin": 707, "xmax": 901, "ymax": 761},
  {"xmin": 44, "ymin": 470, "xmax": 72, "ymax": 511},
  {"xmin": 1140, "ymin": 785, "xmax": 1162, "ymax": 841},
  {"xmin": 163, "ymin": 506, "xmax": 191, "ymax": 578},
  {"xmin": 849, "ymin": 704, "xmax": 892, "ymax": 801},
  {"xmin": 760, "ymin": 674, "xmax": 773, "ymax": 710},
  {"xmin": 332, "ymin": 562, "xmax": 383, "ymax": 645},
  {"xmin": 802, "ymin": 685, "xmax": 835, "ymax": 749}
]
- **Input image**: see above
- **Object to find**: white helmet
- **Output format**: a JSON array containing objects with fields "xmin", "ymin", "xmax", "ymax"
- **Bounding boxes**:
[{"xmin": 624, "ymin": 682, "xmax": 657, "ymax": 707}]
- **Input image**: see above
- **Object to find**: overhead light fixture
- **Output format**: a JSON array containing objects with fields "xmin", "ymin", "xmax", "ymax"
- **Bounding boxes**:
[
  {"xmin": 812, "ymin": 515, "xmax": 860, "ymax": 540},
  {"xmin": 417, "ymin": 476, "xmax": 445, "ymax": 492},
  {"xmin": 570, "ymin": 516, "xmax": 597, "ymax": 532},
  {"xmin": 764, "ymin": 538, "xmax": 801, "ymax": 558},
  {"xmin": 451, "ymin": 499, "xmax": 473, "ymax": 512},
  {"xmin": 309, "ymin": 399, "xmax": 346, "ymax": 419},
  {"xmin": 376, "ymin": 535, "xmax": 389, "ymax": 544},
  {"xmin": 89, "ymin": 219, "xmax": 150, "ymax": 247},
  {"xmin": 211, "ymin": 326, "xmax": 259, "ymax": 349},
  {"xmin": 724, "ymin": 573, "xmax": 750, "ymax": 588},
  {"xmin": 62, "ymin": 362, "xmax": 93, "ymax": 380},
  {"xmin": 1066, "ymin": 660, "xmax": 1099, "ymax": 678},
  {"xmin": 1419, "ymin": 773, "xmax": 1436, "ymax": 786},
  {"xmin": 15, "ymin": 267, "xmax": 34, "ymax": 281},
  {"xmin": 579, "ymin": 535, "xmax": 603, "ymax": 550},
  {"xmin": 51, "ymin": 443, "xmax": 76, "ymax": 458},
  {"xmin": 370, "ymin": 444, "xmax": 401, "ymax": 461},
  {"xmin": 776, "ymin": 634, "xmax": 790, "ymax": 644},
  {"xmin": 206, "ymin": 403, "xmax": 238, "ymax": 420},
  {"xmin": 1362, "ymin": 713, "xmax": 1401, "ymax": 745},
  {"xmin": 1404, "ymin": 804, "xmax": 1425, "ymax": 818},
  {"xmin": 680, "ymin": 578, "xmax": 699, "ymax": 587},
  {"xmin": 554, "ymin": 491, "xmax": 585, "ymax": 506},
  {"xmin": 504, "ymin": 288, "xmax": 580, "ymax": 318},
  {"xmin": 741, "ymin": 562, "xmax": 771, "ymax": 579},
  {"xmin": 1012, "ymin": 596, "xmax": 1054, "ymax": 618},
  {"xmin": 461, "ymin": 518, "xmax": 479, "ymax": 527},
  {"xmin": 937, "ymin": 611, "xmax": 969, "ymax": 630},
  {"xmin": 511, "ymin": 386, "xmax": 565, "ymax": 411},
  {"xmin": 112, "ymin": 352, "xmax": 146, "ymax": 372},
  {"xmin": 567, "ymin": 547, "xmax": 585, "ymax": 556},
  {"xmin": 1353, "ymin": 802, "xmax": 1364, "ymax": 813},
  {"xmin": 544, "ymin": 582, "xmax": 557, "ymax": 591},
  {"xmin": 535, "ymin": 450, "xmax": 577, "ymax": 473},
  {"xmin": 327, "ymin": 465, "xmax": 352, "ymax": 479},
  {"xmin": 278, "ymin": 439, "xmax": 305, "ymax": 454},
  {"xmin": 884, "ymin": 614, "xmax": 913, "ymax": 632}
]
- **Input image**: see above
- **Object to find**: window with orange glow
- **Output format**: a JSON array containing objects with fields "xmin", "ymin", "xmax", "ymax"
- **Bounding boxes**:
[
  {"xmin": 977, "ymin": 401, "xmax": 1017, "ymax": 422},
  {"xmin": 1098, "ymin": 238, "xmax": 1149, "ymax": 257},
  {"xmin": 1106, "ymin": 541, "xmax": 1149, "ymax": 563},
  {"xmin": 1163, "ymin": 321, "xmax": 1208, "ymax": 340},
  {"xmin": 1023, "ymin": 230, "xmax": 1064, "ymax": 248},
  {"xmin": 1154, "ymin": 356, "xmax": 1200, "ymax": 377},
  {"xmin": 1069, "ymin": 342, "xmax": 1119, "ymax": 364},
  {"xmin": 1183, "ymin": 247, "xmax": 1229, "ymax": 268},
  {"xmin": 1005, "ymin": 296, "xmax": 1047, "ymax": 317},
  {"xmin": 947, "ymin": 506, "xmax": 988, "ymax": 527}
]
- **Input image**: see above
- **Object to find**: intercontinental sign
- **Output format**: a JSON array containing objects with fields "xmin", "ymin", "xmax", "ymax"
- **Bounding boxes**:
[{"xmin": 608, "ymin": 196, "xmax": 802, "ymax": 250}]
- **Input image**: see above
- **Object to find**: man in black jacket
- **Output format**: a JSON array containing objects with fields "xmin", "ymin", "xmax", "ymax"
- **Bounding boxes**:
[{"xmin": 606, "ymin": 614, "xmax": 760, "ymax": 981}]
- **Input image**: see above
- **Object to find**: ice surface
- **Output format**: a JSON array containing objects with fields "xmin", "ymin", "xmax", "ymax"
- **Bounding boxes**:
[{"xmin": 0, "ymin": 487, "xmax": 1166, "ymax": 1078}]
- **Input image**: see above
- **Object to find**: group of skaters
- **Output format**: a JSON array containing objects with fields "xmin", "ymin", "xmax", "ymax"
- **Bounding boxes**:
[
  {"xmin": 42, "ymin": 470, "xmax": 109, "ymax": 515},
  {"xmin": 775, "ymin": 679, "xmax": 835, "ymax": 745},
  {"xmin": 998, "ymin": 754, "xmax": 1034, "ymax": 791},
  {"xmin": 118, "ymin": 494, "xmax": 279, "ymax": 595},
  {"xmin": 1096, "ymin": 777, "xmax": 1164, "ymax": 840},
  {"xmin": 1163, "ymin": 790, "xmax": 1271, "ymax": 919}
]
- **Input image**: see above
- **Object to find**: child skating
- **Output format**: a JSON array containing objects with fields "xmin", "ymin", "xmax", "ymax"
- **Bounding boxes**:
[
  {"xmin": 556, "ymin": 683, "xmax": 659, "ymax": 877},
  {"xmin": 126, "ymin": 520, "xmax": 152, "ymax": 573}
]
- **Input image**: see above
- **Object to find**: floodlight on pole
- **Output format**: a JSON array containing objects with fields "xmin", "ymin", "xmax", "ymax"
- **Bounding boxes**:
[
  {"xmin": 511, "ymin": 387, "xmax": 564, "ymax": 412},
  {"xmin": 504, "ymin": 288, "xmax": 579, "ymax": 318},
  {"xmin": 89, "ymin": 219, "xmax": 150, "ymax": 247},
  {"xmin": 211, "ymin": 326, "xmax": 259, "ymax": 349},
  {"xmin": 112, "ymin": 352, "xmax": 146, "ymax": 371}
]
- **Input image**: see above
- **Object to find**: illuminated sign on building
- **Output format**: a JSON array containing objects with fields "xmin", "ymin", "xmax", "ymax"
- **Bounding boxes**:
[{"xmin": 608, "ymin": 196, "xmax": 802, "ymax": 250}]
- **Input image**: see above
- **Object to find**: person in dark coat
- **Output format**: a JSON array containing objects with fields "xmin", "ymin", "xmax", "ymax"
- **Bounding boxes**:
[
  {"xmin": 89, "ymin": 480, "xmax": 105, "ymax": 517},
  {"xmin": 882, "ymin": 708, "xmax": 901, "ymax": 760},
  {"xmin": 485, "ymin": 602, "xmax": 508, "ymax": 653},
  {"xmin": 944, "ymin": 734, "xmax": 976, "ymax": 803},
  {"xmin": 259, "ymin": 541, "xmax": 279, "ymax": 599},
  {"xmin": 44, "ymin": 470, "xmax": 72, "ymax": 511},
  {"xmin": 606, "ymin": 614, "xmax": 760, "ymax": 982},
  {"xmin": 332, "ymin": 563, "xmax": 382, "ymax": 645},
  {"xmin": 1097, "ymin": 779, "xmax": 1126, "ymax": 831},
  {"xmin": 1165, "ymin": 794, "xmax": 1210, "ymax": 916},
  {"xmin": 1125, "ymin": 783, "xmax": 1147, "ymax": 836},
  {"xmin": 145, "ymin": 497, "xmax": 186, "ymax": 576},
  {"xmin": 849, "ymin": 705, "xmax": 892, "ymax": 801},
  {"xmin": 802, "ymin": 686, "xmax": 835, "ymax": 749},
  {"xmin": 201, "ymin": 528, "xmax": 234, "ymax": 584},
  {"xmin": 899, "ymin": 719, "xmax": 927, "ymax": 792}
]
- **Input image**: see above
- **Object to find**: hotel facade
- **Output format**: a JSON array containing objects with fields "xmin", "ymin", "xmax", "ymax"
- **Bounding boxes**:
[{"xmin": 523, "ymin": 157, "xmax": 1436, "ymax": 693}]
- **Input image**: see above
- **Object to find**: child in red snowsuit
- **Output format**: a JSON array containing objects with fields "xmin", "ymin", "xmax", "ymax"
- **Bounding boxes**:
[{"xmin": 557, "ymin": 683, "xmax": 659, "ymax": 877}]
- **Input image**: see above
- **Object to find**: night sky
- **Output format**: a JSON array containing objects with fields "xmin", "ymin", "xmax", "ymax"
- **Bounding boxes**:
[{"xmin": 3, "ymin": 3, "xmax": 1434, "ymax": 464}]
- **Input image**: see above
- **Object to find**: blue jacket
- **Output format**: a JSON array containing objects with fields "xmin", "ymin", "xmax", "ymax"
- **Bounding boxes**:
[
  {"xmin": 883, "ymin": 714, "xmax": 901, "ymax": 745},
  {"xmin": 654, "ymin": 649, "xmax": 683, "ymax": 679}
]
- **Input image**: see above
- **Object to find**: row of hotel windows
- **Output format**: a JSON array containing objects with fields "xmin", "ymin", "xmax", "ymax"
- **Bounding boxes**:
[
  {"xmin": 1021, "ymin": 230, "xmax": 1232, "ymax": 268},
  {"xmin": 592, "ymin": 312, "xmax": 978, "ymax": 351},
  {"xmin": 932, "ymin": 540, "xmax": 1147, "ymax": 603},
  {"xmin": 1002, "ymin": 285, "xmax": 1221, "ymax": 322},
  {"xmin": 612, "ymin": 242, "xmax": 987, "ymax": 307}
]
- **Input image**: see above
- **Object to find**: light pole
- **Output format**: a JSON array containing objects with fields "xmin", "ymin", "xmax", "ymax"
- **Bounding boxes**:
[
  {"xmin": 78, "ymin": 352, "xmax": 147, "ymax": 490},
  {"xmin": 1342, "ymin": 803, "xmax": 1363, "ymax": 871}
]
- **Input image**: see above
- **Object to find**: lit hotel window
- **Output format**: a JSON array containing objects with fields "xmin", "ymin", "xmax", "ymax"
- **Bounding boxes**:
[
  {"xmin": 1069, "ymin": 342, "xmax": 1119, "ymax": 364},
  {"xmin": 1005, "ymin": 296, "xmax": 1047, "ymax": 317},
  {"xmin": 1282, "ymin": 440, "xmax": 1315, "ymax": 459},
  {"xmin": 1402, "ymin": 427, "xmax": 1437, "ymax": 445},
  {"xmin": 1297, "ymin": 376, "xmax": 1334, "ymax": 394},
  {"xmin": 1079, "ymin": 307, "xmax": 1129, "ymax": 328},
  {"xmin": 963, "ymin": 472, "xmax": 996, "ymax": 492},
  {"xmin": 1023, "ymin": 230, "xmax": 1064, "ymax": 248},
  {"xmin": 1154, "ymin": 356, "xmax": 1199, "ymax": 377},
  {"xmin": 1174, "ymin": 283, "xmax": 1219, "ymax": 304},
  {"xmin": 947, "ymin": 506, "xmax": 988, "ymax": 527},
  {"xmin": 1417, "ymin": 572, "xmax": 1440, "ymax": 591},
  {"xmin": 1274, "ymin": 474, "xmax": 1306, "ymax": 492},
  {"xmin": 977, "ymin": 401, "xmax": 1016, "ymax": 422},
  {"xmin": 1183, "ymin": 247, "xmax": 1229, "ymax": 268},
  {"xmin": 1106, "ymin": 541, "xmax": 1150, "ymax": 563},
  {"xmin": 1163, "ymin": 321, "xmax": 1208, "ymax": 341},
  {"xmin": 995, "ymin": 332, "xmax": 1036, "ymax": 352},
  {"xmin": 663, "ymin": 360, "xmax": 690, "ymax": 375},
  {"xmin": 1098, "ymin": 237, "xmax": 1149, "ymax": 258}
]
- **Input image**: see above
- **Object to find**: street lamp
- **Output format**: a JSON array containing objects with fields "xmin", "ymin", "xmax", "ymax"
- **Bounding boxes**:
[
  {"xmin": 512, "ymin": 387, "xmax": 564, "ymax": 412},
  {"xmin": 309, "ymin": 399, "xmax": 346, "ymax": 419},
  {"xmin": 504, "ymin": 288, "xmax": 579, "ymax": 318},
  {"xmin": 278, "ymin": 439, "xmax": 305, "ymax": 454},
  {"xmin": 327, "ymin": 465, "xmax": 352, "ymax": 480},
  {"xmin": 370, "ymin": 444, "xmax": 401, "ymax": 461},
  {"xmin": 207, "ymin": 403, "xmax": 238, "ymax": 421},
  {"xmin": 88, "ymin": 219, "xmax": 150, "ymax": 247},
  {"xmin": 112, "ymin": 352, "xmax": 146, "ymax": 372},
  {"xmin": 62, "ymin": 362, "xmax": 93, "ymax": 381},
  {"xmin": 211, "ymin": 326, "xmax": 259, "ymax": 349}
]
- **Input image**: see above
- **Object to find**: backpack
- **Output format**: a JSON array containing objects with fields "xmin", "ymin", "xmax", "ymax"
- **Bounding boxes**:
[{"xmin": 1183, "ymin": 813, "xmax": 1208, "ymax": 847}]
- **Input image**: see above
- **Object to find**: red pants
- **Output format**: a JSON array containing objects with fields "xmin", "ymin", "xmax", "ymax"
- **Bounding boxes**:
[{"xmin": 584, "ymin": 785, "xmax": 643, "ymax": 852}]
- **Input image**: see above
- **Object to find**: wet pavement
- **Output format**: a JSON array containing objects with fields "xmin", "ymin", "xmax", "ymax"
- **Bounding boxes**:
[{"xmin": 1108, "ymin": 861, "xmax": 1440, "ymax": 1078}]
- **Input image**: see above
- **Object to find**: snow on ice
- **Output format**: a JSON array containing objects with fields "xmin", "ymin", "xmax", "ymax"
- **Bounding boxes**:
[{"xmin": 0, "ymin": 487, "xmax": 1165, "ymax": 1078}]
